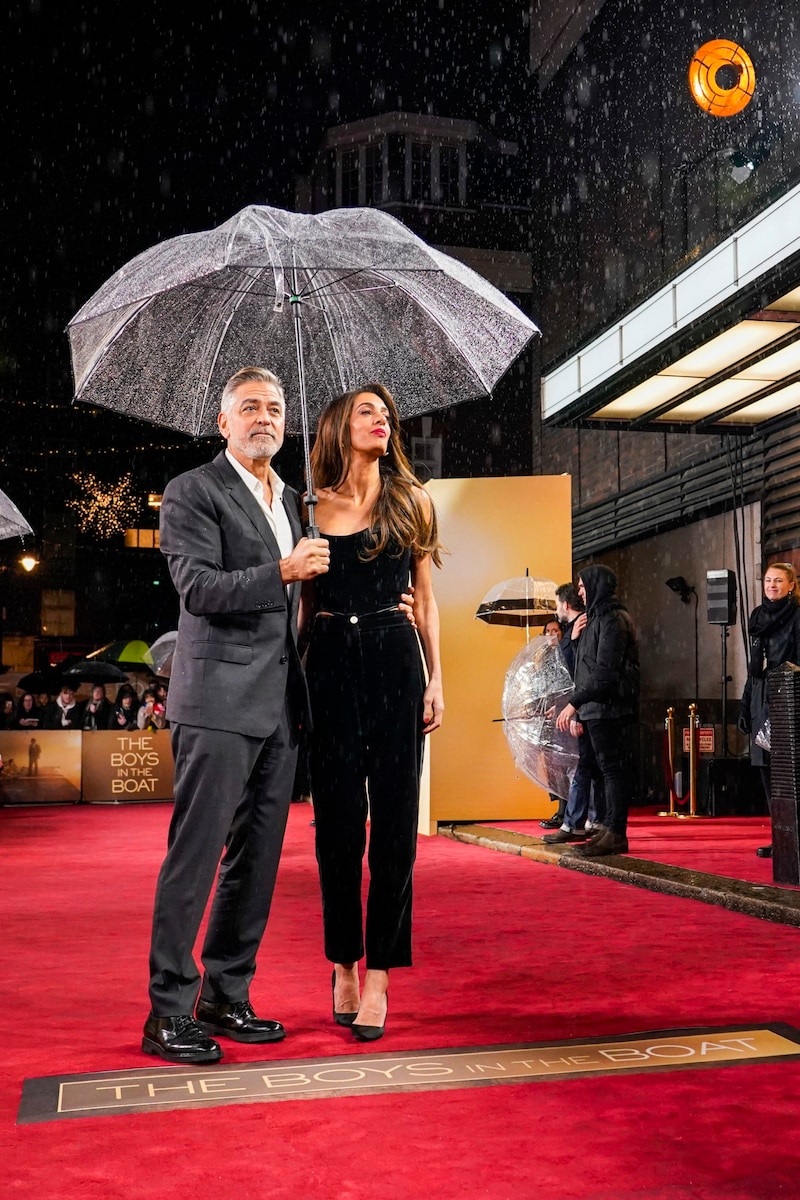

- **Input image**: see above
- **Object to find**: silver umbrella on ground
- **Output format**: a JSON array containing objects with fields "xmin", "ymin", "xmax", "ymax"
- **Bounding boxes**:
[
  {"xmin": 501, "ymin": 634, "xmax": 578, "ymax": 800},
  {"xmin": 67, "ymin": 204, "xmax": 539, "ymax": 532},
  {"xmin": 0, "ymin": 487, "xmax": 33, "ymax": 542}
]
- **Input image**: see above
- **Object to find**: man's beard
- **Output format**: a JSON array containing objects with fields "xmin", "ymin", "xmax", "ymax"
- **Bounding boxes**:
[{"xmin": 230, "ymin": 432, "xmax": 280, "ymax": 460}]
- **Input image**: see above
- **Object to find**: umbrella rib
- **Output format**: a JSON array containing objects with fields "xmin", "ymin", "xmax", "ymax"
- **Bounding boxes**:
[
  {"xmin": 289, "ymin": 268, "xmax": 394, "ymax": 299},
  {"xmin": 386, "ymin": 276, "xmax": 494, "ymax": 393},
  {"xmin": 315, "ymin": 291, "xmax": 349, "ymax": 393},
  {"xmin": 194, "ymin": 271, "xmax": 266, "ymax": 430},
  {"xmin": 71, "ymin": 296, "xmax": 152, "ymax": 400}
]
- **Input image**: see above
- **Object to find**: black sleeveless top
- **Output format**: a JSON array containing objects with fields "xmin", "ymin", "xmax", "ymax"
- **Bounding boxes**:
[{"xmin": 316, "ymin": 530, "xmax": 412, "ymax": 615}]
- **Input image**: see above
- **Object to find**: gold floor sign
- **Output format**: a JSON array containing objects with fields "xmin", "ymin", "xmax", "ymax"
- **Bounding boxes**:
[{"xmin": 17, "ymin": 1025, "xmax": 800, "ymax": 1123}]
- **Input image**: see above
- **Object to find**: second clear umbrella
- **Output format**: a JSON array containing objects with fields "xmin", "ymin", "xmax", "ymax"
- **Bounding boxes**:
[
  {"xmin": 502, "ymin": 634, "xmax": 578, "ymax": 800},
  {"xmin": 476, "ymin": 574, "xmax": 557, "ymax": 629}
]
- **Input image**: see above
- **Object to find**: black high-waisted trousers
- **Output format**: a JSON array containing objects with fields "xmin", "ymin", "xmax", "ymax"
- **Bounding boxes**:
[{"xmin": 307, "ymin": 609, "xmax": 425, "ymax": 969}]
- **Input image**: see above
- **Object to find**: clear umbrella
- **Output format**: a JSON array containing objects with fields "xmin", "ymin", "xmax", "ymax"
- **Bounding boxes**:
[
  {"xmin": 501, "ymin": 634, "xmax": 578, "ymax": 800},
  {"xmin": 146, "ymin": 630, "xmax": 178, "ymax": 678},
  {"xmin": 68, "ymin": 204, "xmax": 539, "ymax": 532},
  {"xmin": 476, "ymin": 573, "xmax": 557, "ymax": 639},
  {"xmin": 0, "ymin": 487, "xmax": 33, "ymax": 542}
]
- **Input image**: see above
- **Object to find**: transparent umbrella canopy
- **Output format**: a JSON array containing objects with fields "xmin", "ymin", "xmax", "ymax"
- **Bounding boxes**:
[
  {"xmin": 67, "ymin": 204, "xmax": 540, "ymax": 533},
  {"xmin": 475, "ymin": 574, "xmax": 557, "ymax": 632},
  {"xmin": 501, "ymin": 634, "xmax": 578, "ymax": 800},
  {"xmin": 146, "ymin": 631, "xmax": 178, "ymax": 678},
  {"xmin": 0, "ymin": 486, "xmax": 33, "ymax": 542}
]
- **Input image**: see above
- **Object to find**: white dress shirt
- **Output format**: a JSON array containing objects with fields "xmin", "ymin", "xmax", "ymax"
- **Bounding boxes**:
[{"xmin": 224, "ymin": 449, "xmax": 295, "ymax": 561}]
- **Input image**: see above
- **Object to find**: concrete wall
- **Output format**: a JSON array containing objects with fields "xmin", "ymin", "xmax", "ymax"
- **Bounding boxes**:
[{"xmin": 579, "ymin": 505, "xmax": 761, "ymax": 708}]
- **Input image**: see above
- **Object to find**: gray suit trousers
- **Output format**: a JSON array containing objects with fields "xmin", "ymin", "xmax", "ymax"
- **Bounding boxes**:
[{"xmin": 148, "ymin": 711, "xmax": 297, "ymax": 1015}]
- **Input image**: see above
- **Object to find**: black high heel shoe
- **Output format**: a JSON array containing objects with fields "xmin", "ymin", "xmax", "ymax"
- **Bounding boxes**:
[
  {"xmin": 332, "ymin": 969, "xmax": 358, "ymax": 1027},
  {"xmin": 352, "ymin": 995, "xmax": 388, "ymax": 1042}
]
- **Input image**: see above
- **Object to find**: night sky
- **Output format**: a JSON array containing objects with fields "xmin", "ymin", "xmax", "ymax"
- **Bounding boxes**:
[
  {"xmin": 3, "ymin": 1, "xmax": 530, "ymax": 495},
  {"xmin": 1, "ymin": 1, "xmax": 532, "ymax": 647}
]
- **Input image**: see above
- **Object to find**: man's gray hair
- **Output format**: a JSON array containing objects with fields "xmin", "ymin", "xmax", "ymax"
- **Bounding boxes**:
[{"xmin": 220, "ymin": 367, "xmax": 285, "ymax": 413}]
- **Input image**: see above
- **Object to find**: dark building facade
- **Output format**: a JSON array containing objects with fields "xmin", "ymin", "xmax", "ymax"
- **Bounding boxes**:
[
  {"xmin": 531, "ymin": 0, "xmax": 800, "ymax": 801},
  {"xmin": 296, "ymin": 110, "xmax": 536, "ymax": 480}
]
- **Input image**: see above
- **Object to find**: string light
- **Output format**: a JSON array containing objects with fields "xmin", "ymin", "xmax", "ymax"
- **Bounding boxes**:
[{"xmin": 66, "ymin": 471, "xmax": 140, "ymax": 538}]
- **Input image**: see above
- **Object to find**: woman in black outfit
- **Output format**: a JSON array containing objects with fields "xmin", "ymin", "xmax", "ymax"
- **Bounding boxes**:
[
  {"xmin": 738, "ymin": 562, "xmax": 800, "ymax": 859},
  {"xmin": 304, "ymin": 383, "xmax": 443, "ymax": 1042}
]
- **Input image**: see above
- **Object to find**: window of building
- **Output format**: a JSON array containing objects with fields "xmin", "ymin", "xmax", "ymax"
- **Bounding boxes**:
[
  {"xmin": 364, "ymin": 143, "xmax": 383, "ymax": 205},
  {"xmin": 124, "ymin": 529, "xmax": 161, "ymax": 549},
  {"xmin": 411, "ymin": 436, "xmax": 443, "ymax": 480},
  {"xmin": 41, "ymin": 590, "xmax": 75, "ymax": 637},
  {"xmin": 410, "ymin": 141, "xmax": 432, "ymax": 202},
  {"xmin": 341, "ymin": 148, "xmax": 359, "ymax": 207},
  {"xmin": 439, "ymin": 144, "xmax": 460, "ymax": 205}
]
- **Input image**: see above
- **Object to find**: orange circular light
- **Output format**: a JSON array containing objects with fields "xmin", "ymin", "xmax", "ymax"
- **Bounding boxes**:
[{"xmin": 688, "ymin": 39, "xmax": 756, "ymax": 117}]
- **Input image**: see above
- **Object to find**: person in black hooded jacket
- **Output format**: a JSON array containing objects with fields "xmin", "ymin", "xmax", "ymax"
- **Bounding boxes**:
[
  {"xmin": 737, "ymin": 561, "xmax": 800, "ymax": 859},
  {"xmin": 556, "ymin": 564, "xmax": 639, "ymax": 856}
]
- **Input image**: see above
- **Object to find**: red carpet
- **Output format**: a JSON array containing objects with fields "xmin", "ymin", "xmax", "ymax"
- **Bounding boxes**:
[
  {"xmin": 487, "ymin": 808, "xmax": 792, "ymax": 887},
  {"xmin": 2, "ymin": 801, "xmax": 800, "ymax": 1198}
]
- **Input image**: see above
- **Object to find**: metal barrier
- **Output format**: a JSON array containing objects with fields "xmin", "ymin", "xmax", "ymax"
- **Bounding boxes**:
[{"xmin": 660, "ymin": 703, "xmax": 706, "ymax": 819}]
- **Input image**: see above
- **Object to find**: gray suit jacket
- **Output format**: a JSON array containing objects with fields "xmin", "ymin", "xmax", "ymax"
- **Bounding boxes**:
[{"xmin": 159, "ymin": 450, "xmax": 306, "ymax": 738}]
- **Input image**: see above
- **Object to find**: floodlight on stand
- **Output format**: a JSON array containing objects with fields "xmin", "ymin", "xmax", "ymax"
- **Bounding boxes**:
[{"xmin": 665, "ymin": 576, "xmax": 696, "ymax": 604}]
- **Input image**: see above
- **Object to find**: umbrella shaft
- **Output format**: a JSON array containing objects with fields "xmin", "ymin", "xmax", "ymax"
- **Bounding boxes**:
[{"xmin": 290, "ymin": 284, "xmax": 318, "ymax": 539}]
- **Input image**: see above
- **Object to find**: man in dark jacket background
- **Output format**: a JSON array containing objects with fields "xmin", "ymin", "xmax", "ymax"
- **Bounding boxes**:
[{"xmin": 556, "ymin": 565, "xmax": 639, "ymax": 856}]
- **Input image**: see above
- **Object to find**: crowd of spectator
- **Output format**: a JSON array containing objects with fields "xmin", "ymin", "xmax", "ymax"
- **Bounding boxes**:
[{"xmin": 0, "ymin": 680, "xmax": 169, "ymax": 732}]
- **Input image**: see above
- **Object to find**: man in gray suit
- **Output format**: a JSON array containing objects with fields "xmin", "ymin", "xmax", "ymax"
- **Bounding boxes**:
[{"xmin": 143, "ymin": 366, "xmax": 330, "ymax": 1064}]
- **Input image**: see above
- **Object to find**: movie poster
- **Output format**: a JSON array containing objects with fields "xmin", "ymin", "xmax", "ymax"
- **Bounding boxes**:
[
  {"xmin": 81, "ymin": 730, "xmax": 175, "ymax": 803},
  {"xmin": 0, "ymin": 731, "xmax": 82, "ymax": 804}
]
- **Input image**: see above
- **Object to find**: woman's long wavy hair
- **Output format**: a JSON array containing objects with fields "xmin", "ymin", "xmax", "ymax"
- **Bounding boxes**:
[{"xmin": 310, "ymin": 383, "xmax": 442, "ymax": 566}]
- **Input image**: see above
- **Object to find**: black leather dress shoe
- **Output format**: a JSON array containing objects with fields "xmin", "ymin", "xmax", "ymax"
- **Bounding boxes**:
[
  {"xmin": 539, "ymin": 817, "xmax": 562, "ymax": 829},
  {"xmin": 542, "ymin": 828, "xmax": 587, "ymax": 844},
  {"xmin": 195, "ymin": 998, "xmax": 286, "ymax": 1044},
  {"xmin": 756, "ymin": 844, "xmax": 773, "ymax": 858},
  {"xmin": 142, "ymin": 1014, "xmax": 222, "ymax": 1063}
]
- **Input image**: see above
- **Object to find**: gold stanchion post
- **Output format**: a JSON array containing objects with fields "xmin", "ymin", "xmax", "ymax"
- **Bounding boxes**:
[
  {"xmin": 677, "ymin": 702, "xmax": 706, "ymax": 819},
  {"xmin": 658, "ymin": 706, "xmax": 679, "ymax": 817}
]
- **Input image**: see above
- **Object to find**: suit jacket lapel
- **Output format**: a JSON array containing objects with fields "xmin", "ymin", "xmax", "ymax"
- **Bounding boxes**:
[{"xmin": 212, "ymin": 451, "xmax": 283, "ymax": 561}]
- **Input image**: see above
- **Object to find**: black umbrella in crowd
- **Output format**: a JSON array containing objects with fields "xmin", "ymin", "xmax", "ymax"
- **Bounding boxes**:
[{"xmin": 60, "ymin": 660, "xmax": 130, "ymax": 686}]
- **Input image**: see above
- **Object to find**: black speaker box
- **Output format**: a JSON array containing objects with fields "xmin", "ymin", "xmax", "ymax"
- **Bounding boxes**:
[
  {"xmin": 706, "ymin": 569, "xmax": 737, "ymax": 626},
  {"xmin": 697, "ymin": 757, "xmax": 766, "ymax": 817}
]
